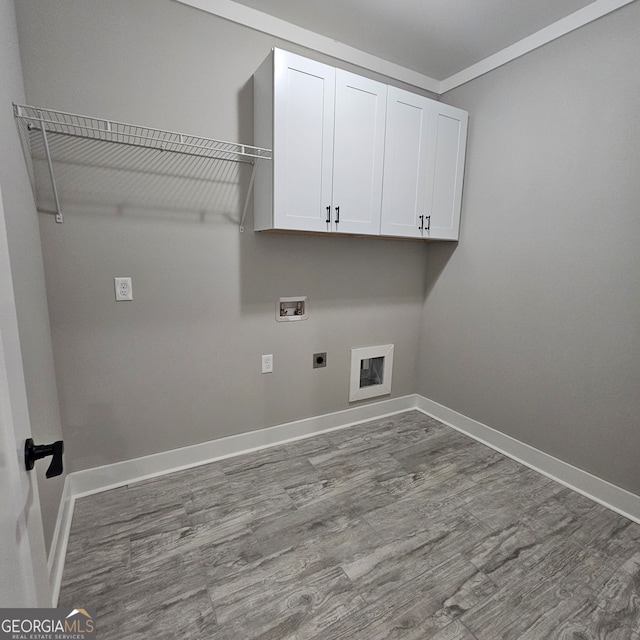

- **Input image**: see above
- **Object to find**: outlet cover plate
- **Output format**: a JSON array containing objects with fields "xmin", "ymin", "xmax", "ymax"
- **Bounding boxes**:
[
  {"xmin": 313, "ymin": 352, "xmax": 327, "ymax": 368},
  {"xmin": 261, "ymin": 354, "xmax": 273, "ymax": 374},
  {"xmin": 114, "ymin": 277, "xmax": 133, "ymax": 301}
]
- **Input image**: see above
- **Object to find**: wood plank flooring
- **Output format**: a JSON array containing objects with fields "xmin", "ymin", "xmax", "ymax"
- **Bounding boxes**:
[{"xmin": 59, "ymin": 411, "xmax": 640, "ymax": 639}]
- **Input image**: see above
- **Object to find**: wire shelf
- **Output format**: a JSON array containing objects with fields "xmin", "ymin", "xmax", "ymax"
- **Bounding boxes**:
[
  {"xmin": 13, "ymin": 103, "xmax": 271, "ymax": 225},
  {"xmin": 14, "ymin": 104, "xmax": 271, "ymax": 163}
]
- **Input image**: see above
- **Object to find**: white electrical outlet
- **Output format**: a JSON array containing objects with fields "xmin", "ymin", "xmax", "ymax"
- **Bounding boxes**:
[
  {"xmin": 114, "ymin": 277, "xmax": 133, "ymax": 301},
  {"xmin": 261, "ymin": 354, "xmax": 273, "ymax": 374}
]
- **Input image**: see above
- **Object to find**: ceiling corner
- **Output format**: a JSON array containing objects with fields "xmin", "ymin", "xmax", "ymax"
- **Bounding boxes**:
[{"xmin": 439, "ymin": 0, "xmax": 637, "ymax": 94}]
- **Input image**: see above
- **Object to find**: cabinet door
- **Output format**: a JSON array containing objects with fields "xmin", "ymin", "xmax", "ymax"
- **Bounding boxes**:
[
  {"xmin": 423, "ymin": 102, "xmax": 468, "ymax": 240},
  {"xmin": 331, "ymin": 70, "xmax": 387, "ymax": 235},
  {"xmin": 273, "ymin": 50, "xmax": 335, "ymax": 232},
  {"xmin": 380, "ymin": 87, "xmax": 431, "ymax": 238}
]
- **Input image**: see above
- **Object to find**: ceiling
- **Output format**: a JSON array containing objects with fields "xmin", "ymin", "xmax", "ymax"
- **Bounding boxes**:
[
  {"xmin": 178, "ymin": 0, "xmax": 634, "ymax": 92},
  {"xmin": 229, "ymin": 0, "xmax": 597, "ymax": 80}
]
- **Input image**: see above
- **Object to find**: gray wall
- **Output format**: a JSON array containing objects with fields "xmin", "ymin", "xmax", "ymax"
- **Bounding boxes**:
[
  {"xmin": 16, "ymin": 0, "xmax": 640, "ymax": 499},
  {"xmin": 1, "ymin": 0, "xmax": 64, "ymax": 555},
  {"xmin": 419, "ymin": 2, "xmax": 640, "ymax": 494},
  {"xmin": 15, "ymin": 0, "xmax": 429, "ymax": 472}
]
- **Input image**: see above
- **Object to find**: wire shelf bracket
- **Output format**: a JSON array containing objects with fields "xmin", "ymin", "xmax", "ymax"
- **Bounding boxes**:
[{"xmin": 13, "ymin": 103, "xmax": 271, "ymax": 228}]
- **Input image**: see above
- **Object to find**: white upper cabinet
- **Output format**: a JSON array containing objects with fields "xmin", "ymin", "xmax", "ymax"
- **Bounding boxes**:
[
  {"xmin": 260, "ymin": 51, "xmax": 335, "ymax": 232},
  {"xmin": 380, "ymin": 87, "xmax": 431, "ymax": 238},
  {"xmin": 381, "ymin": 87, "xmax": 468, "ymax": 240},
  {"xmin": 424, "ymin": 102, "xmax": 468, "ymax": 240},
  {"xmin": 254, "ymin": 49, "xmax": 386, "ymax": 235},
  {"xmin": 331, "ymin": 70, "xmax": 387, "ymax": 235},
  {"xmin": 254, "ymin": 49, "xmax": 468, "ymax": 240}
]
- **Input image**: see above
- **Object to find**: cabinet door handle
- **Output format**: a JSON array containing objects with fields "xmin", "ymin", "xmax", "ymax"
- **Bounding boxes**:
[
  {"xmin": 419, "ymin": 215, "xmax": 424, "ymax": 231},
  {"xmin": 335, "ymin": 206, "xmax": 340, "ymax": 224},
  {"xmin": 326, "ymin": 206, "xmax": 331, "ymax": 224},
  {"xmin": 426, "ymin": 215, "xmax": 431, "ymax": 231}
]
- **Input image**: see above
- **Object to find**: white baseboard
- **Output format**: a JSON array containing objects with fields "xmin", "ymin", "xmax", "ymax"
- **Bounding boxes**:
[
  {"xmin": 68, "ymin": 395, "xmax": 417, "ymax": 499},
  {"xmin": 415, "ymin": 396, "xmax": 640, "ymax": 525},
  {"xmin": 48, "ymin": 392, "xmax": 640, "ymax": 604}
]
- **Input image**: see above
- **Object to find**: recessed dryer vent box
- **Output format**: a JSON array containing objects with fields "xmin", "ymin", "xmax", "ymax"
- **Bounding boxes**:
[
  {"xmin": 277, "ymin": 296, "xmax": 308, "ymax": 322},
  {"xmin": 349, "ymin": 344, "xmax": 394, "ymax": 401}
]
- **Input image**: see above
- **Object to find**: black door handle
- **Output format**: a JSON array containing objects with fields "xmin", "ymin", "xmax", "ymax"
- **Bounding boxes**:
[
  {"xmin": 326, "ymin": 206, "xmax": 331, "ymax": 224},
  {"xmin": 335, "ymin": 206, "xmax": 340, "ymax": 224},
  {"xmin": 25, "ymin": 438, "xmax": 64, "ymax": 478}
]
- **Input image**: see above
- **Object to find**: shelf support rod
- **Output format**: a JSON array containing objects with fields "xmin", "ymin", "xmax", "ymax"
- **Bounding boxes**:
[
  {"xmin": 38, "ymin": 112, "xmax": 63, "ymax": 223},
  {"xmin": 239, "ymin": 162, "xmax": 257, "ymax": 233}
]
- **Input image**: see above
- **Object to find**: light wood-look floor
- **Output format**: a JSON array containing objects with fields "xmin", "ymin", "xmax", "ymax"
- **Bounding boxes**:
[{"xmin": 59, "ymin": 411, "xmax": 640, "ymax": 639}]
